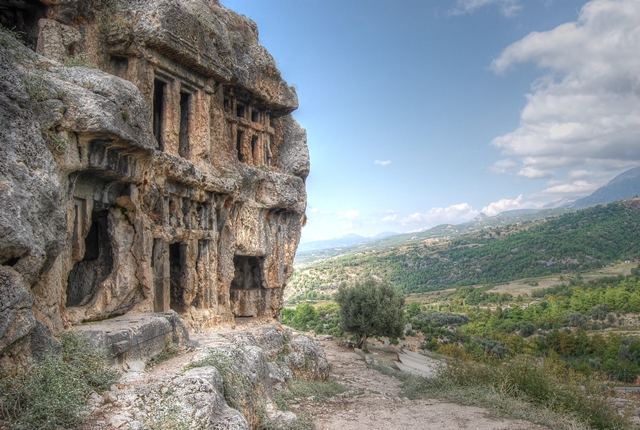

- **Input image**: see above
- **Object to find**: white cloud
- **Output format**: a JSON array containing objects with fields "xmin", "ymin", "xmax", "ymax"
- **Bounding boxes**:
[
  {"xmin": 489, "ymin": 158, "xmax": 517, "ymax": 174},
  {"xmin": 517, "ymin": 167, "xmax": 554, "ymax": 179},
  {"xmin": 400, "ymin": 203, "xmax": 479, "ymax": 227},
  {"xmin": 481, "ymin": 194, "xmax": 535, "ymax": 216},
  {"xmin": 539, "ymin": 180, "xmax": 601, "ymax": 196},
  {"xmin": 308, "ymin": 207, "xmax": 319, "ymax": 213},
  {"xmin": 339, "ymin": 210, "xmax": 359, "ymax": 220},
  {"xmin": 341, "ymin": 222, "xmax": 353, "ymax": 230},
  {"xmin": 450, "ymin": 0, "xmax": 522, "ymax": 17},
  {"xmin": 490, "ymin": 0, "xmax": 640, "ymax": 173},
  {"xmin": 381, "ymin": 214, "xmax": 397, "ymax": 222},
  {"xmin": 374, "ymin": 160, "xmax": 392, "ymax": 166},
  {"xmin": 568, "ymin": 169, "xmax": 609, "ymax": 180}
]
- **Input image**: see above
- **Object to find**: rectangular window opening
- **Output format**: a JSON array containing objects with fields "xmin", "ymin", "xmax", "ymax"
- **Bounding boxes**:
[
  {"xmin": 236, "ymin": 130, "xmax": 244, "ymax": 161},
  {"xmin": 169, "ymin": 242, "xmax": 187, "ymax": 312},
  {"xmin": 236, "ymin": 104, "xmax": 245, "ymax": 118},
  {"xmin": 153, "ymin": 79, "xmax": 166, "ymax": 151},
  {"xmin": 251, "ymin": 109, "xmax": 260, "ymax": 123},
  {"xmin": 179, "ymin": 92, "xmax": 191, "ymax": 158},
  {"xmin": 109, "ymin": 56, "xmax": 128, "ymax": 79}
]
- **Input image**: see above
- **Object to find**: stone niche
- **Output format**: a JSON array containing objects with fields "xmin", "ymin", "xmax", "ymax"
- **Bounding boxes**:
[{"xmin": 0, "ymin": 0, "xmax": 309, "ymax": 368}]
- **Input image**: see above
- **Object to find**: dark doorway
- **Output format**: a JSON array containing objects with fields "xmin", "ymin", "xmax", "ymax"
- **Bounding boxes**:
[
  {"xmin": 231, "ymin": 256, "xmax": 263, "ymax": 291},
  {"xmin": 230, "ymin": 255, "xmax": 265, "ymax": 318},
  {"xmin": 179, "ymin": 92, "xmax": 191, "ymax": 158},
  {"xmin": 169, "ymin": 242, "xmax": 187, "ymax": 312},
  {"xmin": 153, "ymin": 79, "xmax": 166, "ymax": 150},
  {"xmin": 110, "ymin": 56, "xmax": 128, "ymax": 79},
  {"xmin": 251, "ymin": 135, "xmax": 258, "ymax": 163},
  {"xmin": 236, "ymin": 130, "xmax": 244, "ymax": 161},
  {"xmin": 0, "ymin": 0, "xmax": 46, "ymax": 48},
  {"xmin": 236, "ymin": 104, "xmax": 245, "ymax": 118},
  {"xmin": 67, "ymin": 209, "xmax": 113, "ymax": 307},
  {"xmin": 251, "ymin": 108, "xmax": 260, "ymax": 123}
]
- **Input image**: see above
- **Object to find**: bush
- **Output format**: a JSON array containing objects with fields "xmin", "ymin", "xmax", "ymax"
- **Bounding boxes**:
[
  {"xmin": 285, "ymin": 379, "xmax": 347, "ymax": 401},
  {"xmin": 293, "ymin": 303, "xmax": 318, "ymax": 329},
  {"xmin": 402, "ymin": 356, "xmax": 627, "ymax": 430},
  {"xmin": 603, "ymin": 359, "xmax": 639, "ymax": 383},
  {"xmin": 411, "ymin": 310, "xmax": 468, "ymax": 327},
  {"xmin": 335, "ymin": 278, "xmax": 405, "ymax": 350},
  {"xmin": 0, "ymin": 333, "xmax": 118, "ymax": 430}
]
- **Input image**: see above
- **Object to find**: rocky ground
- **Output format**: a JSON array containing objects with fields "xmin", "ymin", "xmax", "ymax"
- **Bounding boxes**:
[
  {"xmin": 78, "ymin": 323, "xmax": 640, "ymax": 430},
  {"xmin": 294, "ymin": 337, "xmax": 547, "ymax": 430}
]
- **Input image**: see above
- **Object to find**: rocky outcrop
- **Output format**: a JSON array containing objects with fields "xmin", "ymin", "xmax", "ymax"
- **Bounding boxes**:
[
  {"xmin": 0, "ymin": 0, "xmax": 308, "ymax": 370},
  {"xmin": 98, "ymin": 324, "xmax": 326, "ymax": 429}
]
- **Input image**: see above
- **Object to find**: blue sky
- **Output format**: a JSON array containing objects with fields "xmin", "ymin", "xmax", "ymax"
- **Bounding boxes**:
[{"xmin": 220, "ymin": 0, "xmax": 640, "ymax": 242}]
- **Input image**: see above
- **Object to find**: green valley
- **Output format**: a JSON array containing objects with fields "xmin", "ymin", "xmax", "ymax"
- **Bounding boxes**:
[{"xmin": 288, "ymin": 199, "xmax": 640, "ymax": 301}]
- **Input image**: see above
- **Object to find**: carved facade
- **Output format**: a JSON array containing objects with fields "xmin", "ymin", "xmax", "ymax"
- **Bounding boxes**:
[{"xmin": 0, "ymin": 0, "xmax": 308, "ymax": 347}]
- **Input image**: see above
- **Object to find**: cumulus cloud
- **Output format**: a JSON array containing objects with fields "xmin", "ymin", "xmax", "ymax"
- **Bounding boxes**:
[
  {"xmin": 450, "ymin": 0, "xmax": 522, "ymax": 17},
  {"xmin": 517, "ymin": 167, "xmax": 554, "ymax": 179},
  {"xmin": 339, "ymin": 210, "xmax": 359, "ymax": 220},
  {"xmin": 374, "ymin": 160, "xmax": 392, "ymax": 166},
  {"xmin": 481, "ymin": 194, "xmax": 534, "ymax": 216},
  {"xmin": 489, "ymin": 158, "xmax": 517, "ymax": 174},
  {"xmin": 490, "ymin": 0, "xmax": 640, "ymax": 174},
  {"xmin": 400, "ymin": 203, "xmax": 479, "ymax": 227},
  {"xmin": 381, "ymin": 214, "xmax": 397, "ymax": 222},
  {"xmin": 539, "ymin": 180, "xmax": 601, "ymax": 196},
  {"xmin": 568, "ymin": 169, "xmax": 610, "ymax": 180}
]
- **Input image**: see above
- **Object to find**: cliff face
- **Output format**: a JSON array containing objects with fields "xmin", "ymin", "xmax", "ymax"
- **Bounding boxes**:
[{"xmin": 0, "ymin": 0, "xmax": 308, "ymax": 369}]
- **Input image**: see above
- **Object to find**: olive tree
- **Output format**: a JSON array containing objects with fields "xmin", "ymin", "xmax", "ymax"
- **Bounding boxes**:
[{"xmin": 335, "ymin": 278, "xmax": 405, "ymax": 350}]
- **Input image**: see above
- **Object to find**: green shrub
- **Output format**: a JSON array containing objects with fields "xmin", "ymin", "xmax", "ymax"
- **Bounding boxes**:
[
  {"xmin": 293, "ymin": 303, "xmax": 318, "ymax": 329},
  {"xmin": 335, "ymin": 278, "xmax": 405, "ymax": 350},
  {"xmin": 411, "ymin": 310, "xmax": 468, "ymax": 327},
  {"xmin": 402, "ymin": 356, "xmax": 627, "ymax": 430},
  {"xmin": 282, "ymin": 379, "xmax": 347, "ymax": 401},
  {"xmin": 63, "ymin": 53, "xmax": 92, "ymax": 67},
  {"xmin": 142, "ymin": 405, "xmax": 189, "ymax": 430},
  {"xmin": 0, "ymin": 333, "xmax": 118, "ymax": 430}
]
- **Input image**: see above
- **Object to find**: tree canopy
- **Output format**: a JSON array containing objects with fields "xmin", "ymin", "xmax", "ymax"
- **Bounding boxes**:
[{"xmin": 335, "ymin": 278, "xmax": 405, "ymax": 350}]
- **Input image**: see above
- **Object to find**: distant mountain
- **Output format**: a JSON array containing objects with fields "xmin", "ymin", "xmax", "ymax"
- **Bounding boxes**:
[
  {"xmin": 494, "ymin": 209, "xmax": 541, "ymax": 218},
  {"xmin": 294, "ymin": 207, "xmax": 575, "ymax": 267},
  {"xmin": 472, "ymin": 213, "xmax": 489, "ymax": 222},
  {"xmin": 542, "ymin": 196, "xmax": 579, "ymax": 209},
  {"xmin": 288, "ymin": 199, "xmax": 640, "ymax": 297},
  {"xmin": 297, "ymin": 232, "xmax": 397, "ymax": 253},
  {"xmin": 570, "ymin": 166, "xmax": 640, "ymax": 208}
]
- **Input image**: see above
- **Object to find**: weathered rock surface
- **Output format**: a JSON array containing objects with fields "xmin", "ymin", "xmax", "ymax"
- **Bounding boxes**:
[
  {"xmin": 0, "ymin": 0, "xmax": 308, "ymax": 370},
  {"xmin": 73, "ymin": 311, "xmax": 191, "ymax": 364},
  {"xmin": 285, "ymin": 335, "xmax": 331, "ymax": 381},
  {"xmin": 90, "ymin": 323, "xmax": 325, "ymax": 430}
]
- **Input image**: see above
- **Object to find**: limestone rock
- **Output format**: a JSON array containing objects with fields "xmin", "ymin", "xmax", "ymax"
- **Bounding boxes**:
[
  {"xmin": 285, "ymin": 335, "xmax": 330, "ymax": 381},
  {"xmin": 73, "ymin": 311, "xmax": 192, "ymax": 365},
  {"xmin": 0, "ymin": 0, "xmax": 309, "ymax": 369}
]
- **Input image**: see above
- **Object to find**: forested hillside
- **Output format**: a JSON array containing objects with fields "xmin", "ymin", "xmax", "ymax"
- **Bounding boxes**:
[{"xmin": 289, "ymin": 199, "xmax": 640, "ymax": 297}]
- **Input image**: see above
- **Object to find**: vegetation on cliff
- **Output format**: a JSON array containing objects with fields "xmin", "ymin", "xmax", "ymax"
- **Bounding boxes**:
[{"xmin": 0, "ymin": 334, "xmax": 118, "ymax": 430}]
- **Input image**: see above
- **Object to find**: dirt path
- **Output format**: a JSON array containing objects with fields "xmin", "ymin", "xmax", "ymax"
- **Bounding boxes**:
[{"xmin": 296, "ymin": 338, "xmax": 547, "ymax": 430}]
